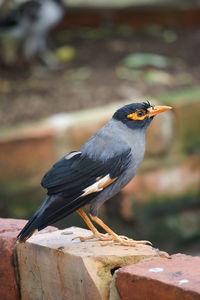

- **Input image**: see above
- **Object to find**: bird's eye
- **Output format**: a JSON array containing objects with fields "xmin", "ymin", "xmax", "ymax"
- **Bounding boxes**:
[
  {"xmin": 137, "ymin": 110, "xmax": 145, "ymax": 117},
  {"xmin": 127, "ymin": 109, "xmax": 147, "ymax": 120}
]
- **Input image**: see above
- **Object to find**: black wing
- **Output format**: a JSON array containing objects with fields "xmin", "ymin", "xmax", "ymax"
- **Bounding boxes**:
[
  {"xmin": 18, "ymin": 149, "xmax": 131, "ymax": 241},
  {"xmin": 41, "ymin": 150, "xmax": 130, "ymax": 196}
]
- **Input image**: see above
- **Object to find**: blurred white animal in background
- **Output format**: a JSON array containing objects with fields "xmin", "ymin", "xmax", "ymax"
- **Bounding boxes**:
[{"xmin": 0, "ymin": 0, "xmax": 66, "ymax": 66}]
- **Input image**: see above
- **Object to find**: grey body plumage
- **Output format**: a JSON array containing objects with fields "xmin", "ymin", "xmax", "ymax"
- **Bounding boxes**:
[
  {"xmin": 17, "ymin": 101, "xmax": 172, "ymax": 242},
  {"xmin": 81, "ymin": 119, "xmax": 146, "ymax": 215}
]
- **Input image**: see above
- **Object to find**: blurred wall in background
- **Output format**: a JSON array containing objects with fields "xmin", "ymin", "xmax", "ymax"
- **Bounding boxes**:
[{"xmin": 0, "ymin": 0, "xmax": 200, "ymax": 255}]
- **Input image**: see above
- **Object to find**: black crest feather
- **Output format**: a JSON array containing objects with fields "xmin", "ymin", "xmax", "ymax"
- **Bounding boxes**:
[{"xmin": 113, "ymin": 101, "xmax": 153, "ymax": 129}]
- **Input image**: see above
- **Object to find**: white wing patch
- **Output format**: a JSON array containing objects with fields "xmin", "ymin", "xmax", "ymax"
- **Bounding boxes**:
[
  {"xmin": 65, "ymin": 151, "xmax": 81, "ymax": 160},
  {"xmin": 81, "ymin": 174, "xmax": 117, "ymax": 196}
]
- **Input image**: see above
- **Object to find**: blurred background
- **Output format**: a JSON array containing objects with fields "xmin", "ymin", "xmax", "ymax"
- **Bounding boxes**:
[{"xmin": 0, "ymin": 0, "xmax": 199, "ymax": 255}]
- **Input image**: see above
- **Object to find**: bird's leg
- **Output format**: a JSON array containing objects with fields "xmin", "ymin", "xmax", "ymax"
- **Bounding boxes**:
[
  {"xmin": 73, "ymin": 208, "xmax": 112, "ymax": 242},
  {"xmin": 89, "ymin": 214, "xmax": 152, "ymax": 247}
]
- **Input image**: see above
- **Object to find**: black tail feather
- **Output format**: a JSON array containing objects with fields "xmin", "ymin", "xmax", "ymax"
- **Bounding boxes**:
[
  {"xmin": 17, "ymin": 193, "xmax": 95, "ymax": 242},
  {"xmin": 17, "ymin": 195, "xmax": 51, "ymax": 242},
  {"xmin": 37, "ymin": 195, "xmax": 93, "ymax": 231},
  {"xmin": 17, "ymin": 213, "xmax": 38, "ymax": 242}
]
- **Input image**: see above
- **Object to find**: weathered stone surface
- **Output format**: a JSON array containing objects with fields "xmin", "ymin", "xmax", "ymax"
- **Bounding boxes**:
[
  {"xmin": 109, "ymin": 273, "xmax": 121, "ymax": 300},
  {"xmin": 0, "ymin": 218, "xmax": 27, "ymax": 300},
  {"xmin": 16, "ymin": 227, "xmax": 164, "ymax": 300},
  {"xmin": 115, "ymin": 253, "xmax": 200, "ymax": 300},
  {"xmin": 0, "ymin": 218, "xmax": 57, "ymax": 300}
]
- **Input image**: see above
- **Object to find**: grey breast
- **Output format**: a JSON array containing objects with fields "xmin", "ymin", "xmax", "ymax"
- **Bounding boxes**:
[{"xmin": 81, "ymin": 119, "xmax": 146, "ymax": 215}]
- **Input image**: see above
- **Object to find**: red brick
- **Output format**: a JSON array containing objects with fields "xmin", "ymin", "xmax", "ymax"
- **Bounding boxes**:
[
  {"xmin": 0, "ymin": 218, "xmax": 57, "ymax": 300},
  {"xmin": 115, "ymin": 254, "xmax": 200, "ymax": 300},
  {"xmin": 0, "ymin": 218, "xmax": 27, "ymax": 300}
]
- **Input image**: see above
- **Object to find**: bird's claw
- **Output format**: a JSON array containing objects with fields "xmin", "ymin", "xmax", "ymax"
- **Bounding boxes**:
[
  {"xmin": 73, "ymin": 232, "xmax": 112, "ymax": 242},
  {"xmin": 132, "ymin": 239, "xmax": 152, "ymax": 246},
  {"xmin": 73, "ymin": 231, "xmax": 152, "ymax": 247},
  {"xmin": 112, "ymin": 235, "xmax": 152, "ymax": 247}
]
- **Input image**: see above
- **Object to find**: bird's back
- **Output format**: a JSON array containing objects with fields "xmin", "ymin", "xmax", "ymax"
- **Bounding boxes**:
[{"xmin": 81, "ymin": 118, "xmax": 146, "ymax": 163}]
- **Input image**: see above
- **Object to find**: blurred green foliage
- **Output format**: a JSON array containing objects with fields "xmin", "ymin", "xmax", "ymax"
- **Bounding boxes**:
[{"xmin": 123, "ymin": 53, "xmax": 183, "ymax": 69}]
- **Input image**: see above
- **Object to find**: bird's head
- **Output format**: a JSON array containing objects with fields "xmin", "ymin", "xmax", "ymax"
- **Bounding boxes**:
[{"xmin": 113, "ymin": 101, "xmax": 172, "ymax": 130}]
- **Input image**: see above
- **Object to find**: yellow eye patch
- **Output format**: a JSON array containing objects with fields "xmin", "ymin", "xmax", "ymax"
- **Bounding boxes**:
[{"xmin": 127, "ymin": 109, "xmax": 147, "ymax": 121}]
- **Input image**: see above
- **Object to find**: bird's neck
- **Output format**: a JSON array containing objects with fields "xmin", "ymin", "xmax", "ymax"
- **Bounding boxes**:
[{"xmin": 108, "ymin": 119, "xmax": 146, "ymax": 157}]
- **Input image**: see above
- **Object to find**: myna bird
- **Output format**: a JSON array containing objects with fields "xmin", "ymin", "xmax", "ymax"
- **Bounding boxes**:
[
  {"xmin": 18, "ymin": 102, "xmax": 172, "ymax": 245},
  {"xmin": 0, "ymin": 0, "xmax": 65, "ymax": 60}
]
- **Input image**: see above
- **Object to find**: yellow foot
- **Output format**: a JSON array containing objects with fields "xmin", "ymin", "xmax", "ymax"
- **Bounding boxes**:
[
  {"xmin": 73, "ymin": 232, "xmax": 112, "ymax": 242},
  {"xmin": 118, "ymin": 235, "xmax": 152, "ymax": 246},
  {"xmin": 108, "ymin": 234, "xmax": 152, "ymax": 247},
  {"xmin": 73, "ymin": 232, "xmax": 152, "ymax": 246},
  {"xmin": 89, "ymin": 214, "xmax": 152, "ymax": 247}
]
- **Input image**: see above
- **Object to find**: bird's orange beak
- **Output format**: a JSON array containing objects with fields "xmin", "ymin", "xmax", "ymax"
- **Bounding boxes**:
[{"xmin": 147, "ymin": 105, "xmax": 172, "ymax": 117}]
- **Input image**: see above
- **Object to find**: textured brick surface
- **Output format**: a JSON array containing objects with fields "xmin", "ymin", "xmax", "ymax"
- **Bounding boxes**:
[
  {"xmin": 0, "ymin": 218, "xmax": 27, "ymax": 300},
  {"xmin": 0, "ymin": 218, "xmax": 57, "ymax": 300},
  {"xmin": 16, "ymin": 227, "xmax": 164, "ymax": 300},
  {"xmin": 115, "ymin": 253, "xmax": 200, "ymax": 300}
]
